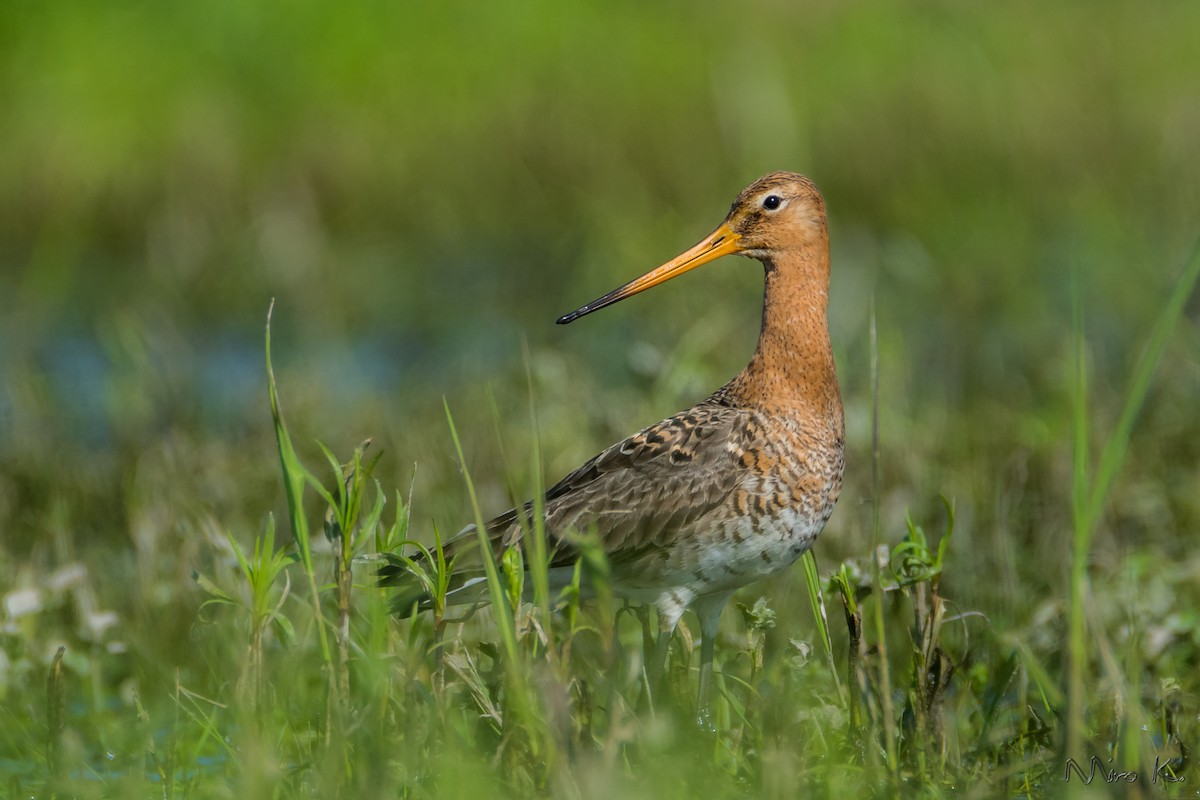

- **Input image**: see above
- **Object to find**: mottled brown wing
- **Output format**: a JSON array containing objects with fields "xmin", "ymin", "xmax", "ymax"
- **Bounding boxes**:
[{"xmin": 453, "ymin": 401, "xmax": 750, "ymax": 568}]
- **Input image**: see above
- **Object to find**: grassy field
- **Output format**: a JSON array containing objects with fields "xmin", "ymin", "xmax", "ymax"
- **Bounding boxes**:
[{"xmin": 3, "ymin": 1, "xmax": 1200, "ymax": 797}]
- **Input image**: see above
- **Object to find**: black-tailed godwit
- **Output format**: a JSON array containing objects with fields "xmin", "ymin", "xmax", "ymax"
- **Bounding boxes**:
[{"xmin": 384, "ymin": 172, "xmax": 844, "ymax": 717}]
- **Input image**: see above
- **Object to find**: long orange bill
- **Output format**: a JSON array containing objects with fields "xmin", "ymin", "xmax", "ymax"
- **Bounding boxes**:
[{"xmin": 556, "ymin": 224, "xmax": 742, "ymax": 324}]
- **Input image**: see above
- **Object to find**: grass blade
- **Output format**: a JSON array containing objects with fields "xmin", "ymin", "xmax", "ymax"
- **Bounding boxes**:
[{"xmin": 1066, "ymin": 240, "xmax": 1200, "ymax": 761}]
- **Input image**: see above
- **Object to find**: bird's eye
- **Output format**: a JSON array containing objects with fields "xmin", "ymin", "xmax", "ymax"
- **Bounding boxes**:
[{"xmin": 762, "ymin": 195, "xmax": 782, "ymax": 210}]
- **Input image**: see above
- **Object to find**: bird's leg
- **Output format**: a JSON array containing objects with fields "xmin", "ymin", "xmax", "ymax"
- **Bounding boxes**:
[
  {"xmin": 633, "ymin": 603, "xmax": 655, "ymax": 666},
  {"xmin": 646, "ymin": 607, "xmax": 678, "ymax": 701},
  {"xmin": 641, "ymin": 595, "xmax": 690, "ymax": 713},
  {"xmin": 692, "ymin": 592, "xmax": 734, "ymax": 728}
]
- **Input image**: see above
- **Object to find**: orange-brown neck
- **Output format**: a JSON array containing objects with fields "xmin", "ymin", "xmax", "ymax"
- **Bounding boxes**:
[{"xmin": 717, "ymin": 239, "xmax": 842, "ymax": 424}]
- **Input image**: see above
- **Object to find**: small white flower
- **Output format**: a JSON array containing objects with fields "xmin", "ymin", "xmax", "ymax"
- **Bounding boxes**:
[{"xmin": 4, "ymin": 588, "xmax": 42, "ymax": 619}]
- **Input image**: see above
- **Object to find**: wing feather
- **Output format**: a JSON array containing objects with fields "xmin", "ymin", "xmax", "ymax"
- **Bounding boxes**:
[{"xmin": 445, "ymin": 401, "xmax": 748, "ymax": 568}]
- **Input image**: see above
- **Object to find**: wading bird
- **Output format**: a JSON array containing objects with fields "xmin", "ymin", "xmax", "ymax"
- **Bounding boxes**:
[{"xmin": 382, "ymin": 172, "xmax": 844, "ymax": 719}]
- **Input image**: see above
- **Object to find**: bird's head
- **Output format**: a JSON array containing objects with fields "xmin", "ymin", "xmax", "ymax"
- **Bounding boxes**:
[{"xmin": 557, "ymin": 171, "xmax": 827, "ymax": 325}]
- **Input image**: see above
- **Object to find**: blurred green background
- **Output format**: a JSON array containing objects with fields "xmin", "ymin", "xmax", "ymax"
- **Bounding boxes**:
[{"xmin": 2, "ymin": 0, "xmax": 1199, "ymax": 757}]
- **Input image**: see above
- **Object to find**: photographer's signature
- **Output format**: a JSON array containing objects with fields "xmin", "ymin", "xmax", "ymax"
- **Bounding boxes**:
[{"xmin": 1063, "ymin": 755, "xmax": 1184, "ymax": 784}]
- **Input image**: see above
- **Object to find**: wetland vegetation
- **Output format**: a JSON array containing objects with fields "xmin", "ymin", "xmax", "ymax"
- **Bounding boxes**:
[{"xmin": 2, "ymin": 2, "xmax": 1199, "ymax": 796}]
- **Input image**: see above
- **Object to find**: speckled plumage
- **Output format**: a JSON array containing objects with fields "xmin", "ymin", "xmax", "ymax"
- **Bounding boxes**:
[{"xmin": 381, "ymin": 172, "xmax": 844, "ymax": 715}]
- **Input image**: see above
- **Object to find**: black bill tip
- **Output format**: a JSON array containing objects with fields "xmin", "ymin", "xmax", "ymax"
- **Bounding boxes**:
[{"xmin": 556, "ymin": 294, "xmax": 616, "ymax": 324}]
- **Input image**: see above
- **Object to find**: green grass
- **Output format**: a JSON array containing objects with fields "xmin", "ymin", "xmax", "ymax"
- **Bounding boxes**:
[
  {"xmin": 3, "ymin": 1, "xmax": 1200, "ymax": 796},
  {"xmin": 1066, "ymin": 243, "xmax": 1200, "ymax": 780},
  {"xmin": 7, "ymin": 262, "xmax": 1199, "ymax": 796}
]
